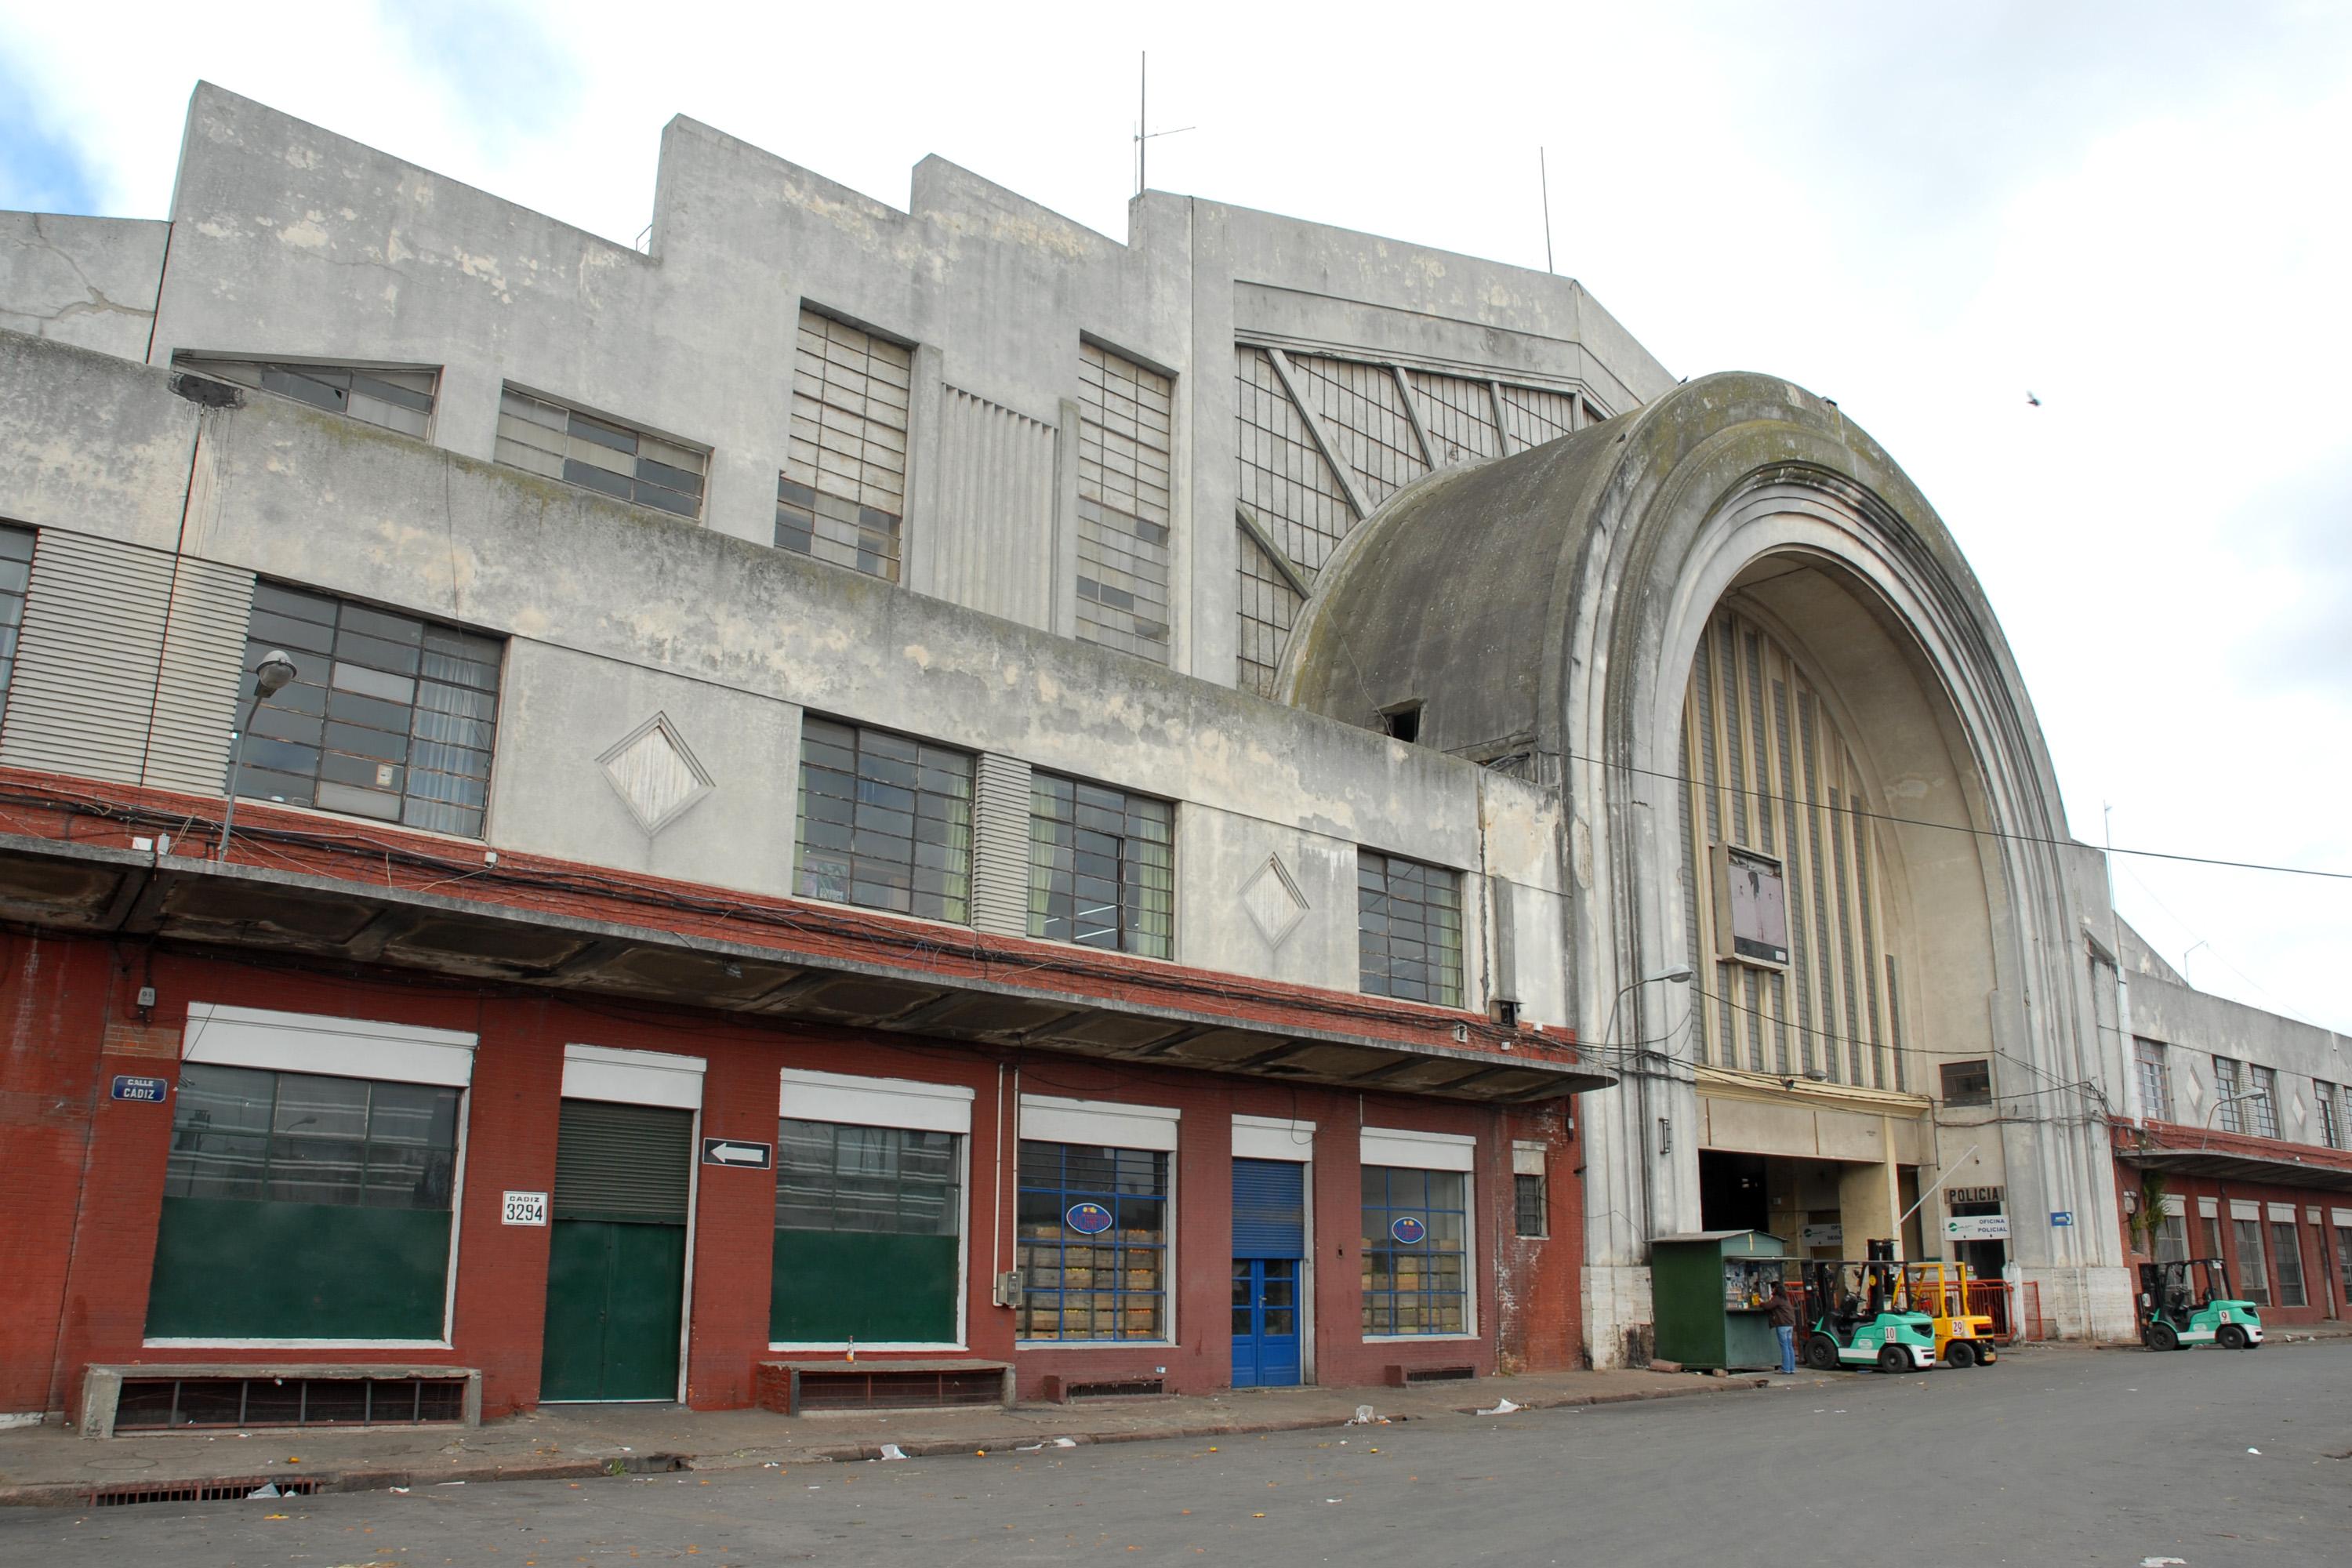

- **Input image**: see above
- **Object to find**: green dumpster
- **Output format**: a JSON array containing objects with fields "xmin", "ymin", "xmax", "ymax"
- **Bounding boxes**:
[{"xmin": 1652, "ymin": 1230, "xmax": 1788, "ymax": 1371}]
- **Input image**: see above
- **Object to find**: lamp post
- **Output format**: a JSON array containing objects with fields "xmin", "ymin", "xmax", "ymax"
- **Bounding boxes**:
[
  {"xmin": 216, "ymin": 649, "xmax": 297, "ymax": 863},
  {"xmin": 1606, "ymin": 963, "xmax": 1694, "ymax": 1239},
  {"xmin": 2194, "ymin": 1089, "xmax": 2263, "ymax": 1153}
]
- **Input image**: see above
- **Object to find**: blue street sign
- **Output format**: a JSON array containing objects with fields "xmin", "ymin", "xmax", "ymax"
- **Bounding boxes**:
[
  {"xmin": 1390, "ymin": 1215, "xmax": 1428, "ymax": 1245},
  {"xmin": 1065, "ymin": 1202, "xmax": 1114, "ymax": 1234},
  {"xmin": 2049, "ymin": 1210, "xmax": 2074, "ymax": 1227},
  {"xmin": 111, "ymin": 1075, "xmax": 169, "ymax": 1104}
]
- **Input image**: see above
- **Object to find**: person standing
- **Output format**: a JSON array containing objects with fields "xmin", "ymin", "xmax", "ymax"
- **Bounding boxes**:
[{"xmin": 1766, "ymin": 1279, "xmax": 1798, "ymax": 1374}]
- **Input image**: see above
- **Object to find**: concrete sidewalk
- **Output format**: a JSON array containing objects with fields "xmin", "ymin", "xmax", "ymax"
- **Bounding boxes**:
[{"xmin": 0, "ymin": 1366, "xmax": 1770, "ymax": 1509}]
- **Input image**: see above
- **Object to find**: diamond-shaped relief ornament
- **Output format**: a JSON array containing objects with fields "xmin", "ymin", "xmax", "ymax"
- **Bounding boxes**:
[
  {"xmin": 599, "ymin": 713, "xmax": 715, "ymax": 835},
  {"xmin": 1239, "ymin": 854, "xmax": 1309, "ymax": 952}
]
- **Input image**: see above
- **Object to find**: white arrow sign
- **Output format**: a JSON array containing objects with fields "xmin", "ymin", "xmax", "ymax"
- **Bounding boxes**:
[{"xmin": 700, "ymin": 1138, "xmax": 773, "ymax": 1170}]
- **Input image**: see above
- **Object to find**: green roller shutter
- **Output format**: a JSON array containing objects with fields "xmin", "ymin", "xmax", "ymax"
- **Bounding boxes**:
[{"xmin": 553, "ymin": 1101, "xmax": 693, "ymax": 1223}]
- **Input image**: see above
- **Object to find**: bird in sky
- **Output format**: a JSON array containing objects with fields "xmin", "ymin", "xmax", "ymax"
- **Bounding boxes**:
[{"xmin": 2026, "ymin": 391, "xmax": 2042, "ymax": 406}]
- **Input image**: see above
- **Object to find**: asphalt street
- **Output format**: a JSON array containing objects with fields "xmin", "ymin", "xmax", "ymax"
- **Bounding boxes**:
[{"xmin": 5, "ymin": 1342, "xmax": 2346, "ymax": 1566}]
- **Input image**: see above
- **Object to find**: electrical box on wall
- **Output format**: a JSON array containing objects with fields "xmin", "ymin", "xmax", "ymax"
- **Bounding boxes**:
[
  {"xmin": 1711, "ymin": 844, "xmax": 1791, "ymax": 967},
  {"xmin": 994, "ymin": 1271, "xmax": 1024, "ymax": 1308}
]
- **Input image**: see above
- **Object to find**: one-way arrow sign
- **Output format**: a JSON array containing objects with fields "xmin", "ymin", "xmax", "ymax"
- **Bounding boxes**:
[{"xmin": 701, "ymin": 1137, "xmax": 773, "ymax": 1171}]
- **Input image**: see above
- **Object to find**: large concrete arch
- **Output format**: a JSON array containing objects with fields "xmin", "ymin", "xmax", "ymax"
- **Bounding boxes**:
[{"xmin": 1284, "ymin": 372, "xmax": 2134, "ymax": 1363}]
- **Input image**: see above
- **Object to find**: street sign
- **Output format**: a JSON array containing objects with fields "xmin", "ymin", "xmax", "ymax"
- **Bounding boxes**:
[
  {"xmin": 2049, "ymin": 1210, "xmax": 2074, "ymax": 1228},
  {"xmin": 1944, "ymin": 1214, "xmax": 2010, "ymax": 1241},
  {"xmin": 701, "ymin": 1138, "xmax": 773, "ymax": 1171},
  {"xmin": 502, "ymin": 1191, "xmax": 548, "ymax": 1226},
  {"xmin": 110, "ymin": 1075, "xmax": 169, "ymax": 1103}
]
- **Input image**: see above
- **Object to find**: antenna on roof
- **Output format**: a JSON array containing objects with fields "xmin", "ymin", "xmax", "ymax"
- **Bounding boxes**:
[
  {"xmin": 1134, "ymin": 52, "xmax": 1196, "ymax": 198},
  {"xmin": 1540, "ymin": 147, "xmax": 1555, "ymax": 274}
]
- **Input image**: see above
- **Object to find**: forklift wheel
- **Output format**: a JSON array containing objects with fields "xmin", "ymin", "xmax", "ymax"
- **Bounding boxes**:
[
  {"xmin": 2147, "ymin": 1321, "xmax": 2180, "ymax": 1352},
  {"xmin": 1944, "ymin": 1342, "xmax": 1976, "ymax": 1369},
  {"xmin": 2217, "ymin": 1324, "xmax": 2249, "ymax": 1351},
  {"xmin": 1805, "ymin": 1334, "xmax": 1841, "ymax": 1372},
  {"xmin": 1972, "ymin": 1341, "xmax": 1996, "ymax": 1366},
  {"xmin": 1876, "ymin": 1344, "xmax": 1912, "ymax": 1374}
]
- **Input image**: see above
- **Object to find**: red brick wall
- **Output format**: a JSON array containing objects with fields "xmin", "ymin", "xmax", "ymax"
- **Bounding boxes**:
[{"xmin": 5, "ymin": 938, "xmax": 1588, "ymax": 1421}]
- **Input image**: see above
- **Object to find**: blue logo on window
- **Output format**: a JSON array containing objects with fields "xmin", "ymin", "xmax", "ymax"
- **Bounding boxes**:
[
  {"xmin": 1390, "ymin": 1215, "xmax": 1428, "ymax": 1245},
  {"xmin": 1065, "ymin": 1202, "xmax": 1114, "ymax": 1234}
]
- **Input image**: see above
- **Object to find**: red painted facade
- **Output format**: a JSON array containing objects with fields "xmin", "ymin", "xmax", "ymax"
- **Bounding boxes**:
[
  {"xmin": 2, "ymin": 924, "xmax": 1588, "ymax": 1422},
  {"xmin": 2111, "ymin": 1123, "xmax": 2352, "ymax": 1327}
]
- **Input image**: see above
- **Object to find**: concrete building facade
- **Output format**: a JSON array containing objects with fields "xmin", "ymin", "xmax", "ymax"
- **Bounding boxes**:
[{"xmin": 0, "ymin": 82, "xmax": 2206, "ymax": 1431}]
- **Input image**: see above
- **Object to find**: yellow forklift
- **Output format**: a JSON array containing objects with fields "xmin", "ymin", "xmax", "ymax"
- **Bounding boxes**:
[{"xmin": 1899, "ymin": 1258, "xmax": 1998, "ymax": 1368}]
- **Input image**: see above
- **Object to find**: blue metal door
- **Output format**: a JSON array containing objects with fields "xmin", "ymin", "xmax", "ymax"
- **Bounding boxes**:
[{"xmin": 1232, "ymin": 1158, "xmax": 1305, "ymax": 1388}]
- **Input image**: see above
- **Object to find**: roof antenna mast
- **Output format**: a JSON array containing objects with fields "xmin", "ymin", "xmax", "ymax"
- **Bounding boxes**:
[
  {"xmin": 1134, "ymin": 52, "xmax": 1195, "ymax": 198},
  {"xmin": 1540, "ymin": 147, "xmax": 1555, "ymax": 274}
]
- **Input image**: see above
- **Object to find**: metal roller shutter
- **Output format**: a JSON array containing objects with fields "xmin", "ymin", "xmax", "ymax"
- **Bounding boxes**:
[
  {"xmin": 553, "ymin": 1100, "xmax": 693, "ymax": 1223},
  {"xmin": 1232, "ymin": 1157, "xmax": 1305, "ymax": 1258}
]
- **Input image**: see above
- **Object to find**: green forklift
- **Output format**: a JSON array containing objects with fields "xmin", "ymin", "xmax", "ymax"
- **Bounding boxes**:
[
  {"xmin": 2138, "ymin": 1258, "xmax": 2264, "ymax": 1351},
  {"xmin": 1802, "ymin": 1240, "xmax": 1939, "ymax": 1374}
]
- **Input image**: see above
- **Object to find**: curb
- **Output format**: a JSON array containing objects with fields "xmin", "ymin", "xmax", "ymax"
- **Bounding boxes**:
[{"xmin": 0, "ymin": 1377, "xmax": 1769, "ymax": 1510}]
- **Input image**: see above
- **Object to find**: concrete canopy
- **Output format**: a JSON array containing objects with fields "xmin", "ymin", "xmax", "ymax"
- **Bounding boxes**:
[{"xmin": 1281, "ymin": 371, "xmax": 2134, "ymax": 1357}]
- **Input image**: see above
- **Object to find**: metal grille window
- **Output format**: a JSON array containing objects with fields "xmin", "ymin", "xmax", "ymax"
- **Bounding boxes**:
[
  {"xmin": 2135, "ymin": 1039, "xmax": 2172, "ymax": 1122},
  {"xmin": 2214, "ymin": 1057, "xmax": 2245, "ymax": 1133},
  {"xmin": 1362, "ymin": 1167, "xmax": 1468, "ymax": 1335},
  {"xmin": 795, "ymin": 717, "xmax": 972, "ymax": 921},
  {"xmin": 495, "ymin": 387, "xmax": 706, "ymax": 517},
  {"xmin": 2318, "ymin": 1083, "xmax": 2344, "ymax": 1150},
  {"xmin": 0, "ymin": 527, "xmax": 31, "ymax": 703},
  {"xmin": 776, "ymin": 1120, "xmax": 960, "ymax": 1236},
  {"xmin": 2249, "ymin": 1066, "xmax": 2281, "ymax": 1138},
  {"xmin": 1236, "ymin": 524, "xmax": 1303, "ymax": 697},
  {"xmin": 1357, "ymin": 851, "xmax": 1464, "ymax": 1007},
  {"xmin": 1939, "ymin": 1059, "xmax": 1993, "ymax": 1108},
  {"xmin": 1513, "ymin": 1172, "xmax": 1548, "ymax": 1239},
  {"xmin": 1287, "ymin": 353, "xmax": 1428, "ymax": 511},
  {"xmin": 782, "ymin": 310, "xmax": 910, "ymax": 581},
  {"xmin": 165, "ymin": 1064, "xmax": 459, "ymax": 1210},
  {"xmin": 1498, "ymin": 383, "xmax": 1579, "ymax": 449},
  {"xmin": 1016, "ymin": 1141, "xmax": 1168, "ymax": 1341},
  {"xmin": 1407, "ymin": 370, "xmax": 1502, "ymax": 466},
  {"xmin": 1076, "ymin": 344, "xmax": 1174, "ymax": 661},
  {"xmin": 234, "ymin": 583, "xmax": 501, "ymax": 837},
  {"xmin": 175, "ymin": 356, "xmax": 437, "ymax": 438},
  {"xmin": 1027, "ymin": 772, "xmax": 1173, "ymax": 957}
]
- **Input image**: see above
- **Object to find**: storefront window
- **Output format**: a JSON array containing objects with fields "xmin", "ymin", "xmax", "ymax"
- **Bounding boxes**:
[
  {"xmin": 771, "ymin": 1120, "xmax": 961, "ymax": 1344},
  {"xmin": 1361, "ymin": 1167, "xmax": 1469, "ymax": 1335},
  {"xmin": 2231, "ymin": 1218, "xmax": 2270, "ymax": 1305},
  {"xmin": 150, "ymin": 1065, "xmax": 460, "ymax": 1339},
  {"xmin": 1016, "ymin": 1142, "xmax": 1169, "ymax": 1341}
]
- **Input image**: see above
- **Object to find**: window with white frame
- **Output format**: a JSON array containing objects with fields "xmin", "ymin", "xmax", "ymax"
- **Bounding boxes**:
[
  {"xmin": 1512, "ymin": 1143, "xmax": 1548, "ymax": 1239},
  {"xmin": 780, "ymin": 309, "xmax": 910, "ymax": 580},
  {"xmin": 175, "ymin": 354, "xmax": 438, "ymax": 438},
  {"xmin": 1359, "ymin": 1129, "xmax": 1473, "ymax": 1337},
  {"xmin": 1015, "ymin": 1097, "xmax": 1178, "ymax": 1343},
  {"xmin": 148, "ymin": 1004, "xmax": 474, "ymax": 1342},
  {"xmin": 2134, "ymin": 1038, "xmax": 2172, "ymax": 1122},
  {"xmin": 495, "ymin": 387, "xmax": 706, "ymax": 517}
]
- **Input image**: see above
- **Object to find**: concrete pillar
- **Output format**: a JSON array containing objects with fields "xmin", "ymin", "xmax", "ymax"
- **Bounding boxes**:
[{"xmin": 1838, "ymin": 1138, "xmax": 1904, "ymax": 1259}]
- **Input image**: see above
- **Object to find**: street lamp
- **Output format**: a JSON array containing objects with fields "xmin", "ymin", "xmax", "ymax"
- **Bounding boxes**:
[
  {"xmin": 1602, "ymin": 963, "xmax": 1694, "ymax": 1055},
  {"xmin": 216, "ymin": 649, "xmax": 297, "ymax": 863},
  {"xmin": 1602, "ymin": 963, "xmax": 1695, "ymax": 1237}
]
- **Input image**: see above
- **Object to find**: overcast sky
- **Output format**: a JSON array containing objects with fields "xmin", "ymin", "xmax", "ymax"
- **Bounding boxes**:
[{"xmin": 5, "ymin": 2, "xmax": 2348, "ymax": 1035}]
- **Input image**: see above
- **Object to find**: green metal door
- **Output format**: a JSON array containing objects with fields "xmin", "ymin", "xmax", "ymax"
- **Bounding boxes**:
[{"xmin": 539, "ymin": 1100, "xmax": 694, "ymax": 1402}]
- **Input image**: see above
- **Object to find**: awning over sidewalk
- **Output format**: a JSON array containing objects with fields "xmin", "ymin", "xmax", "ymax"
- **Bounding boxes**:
[
  {"xmin": 2115, "ymin": 1142, "xmax": 2352, "ymax": 1195},
  {"xmin": 0, "ymin": 830, "xmax": 1610, "ymax": 1103}
]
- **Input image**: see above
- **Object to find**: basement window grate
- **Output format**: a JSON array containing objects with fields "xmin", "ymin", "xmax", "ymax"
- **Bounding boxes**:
[
  {"xmin": 1065, "ymin": 1378, "xmax": 1166, "ymax": 1399},
  {"xmin": 793, "ymin": 1370, "xmax": 1006, "ymax": 1412},
  {"xmin": 113, "ymin": 1376, "xmax": 466, "ymax": 1432},
  {"xmin": 89, "ymin": 1476, "xmax": 322, "ymax": 1508},
  {"xmin": 1400, "ymin": 1365, "xmax": 1476, "ymax": 1384}
]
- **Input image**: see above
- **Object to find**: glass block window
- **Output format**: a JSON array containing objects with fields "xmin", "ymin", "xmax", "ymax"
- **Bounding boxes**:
[
  {"xmin": 0, "ymin": 527, "xmax": 32, "ymax": 705},
  {"xmin": 2134, "ymin": 1038, "xmax": 2172, "ymax": 1122},
  {"xmin": 175, "ymin": 356, "xmax": 438, "ymax": 438},
  {"xmin": 1513, "ymin": 1172, "xmax": 1548, "ymax": 1239},
  {"xmin": 1076, "ymin": 343, "xmax": 1174, "ymax": 662},
  {"xmin": 1361, "ymin": 1166, "xmax": 1468, "ymax": 1335},
  {"xmin": 795, "ymin": 717, "xmax": 971, "ymax": 921},
  {"xmin": 1027, "ymin": 772, "xmax": 1173, "ymax": 957},
  {"xmin": 1016, "ymin": 1141, "xmax": 1169, "ymax": 1341},
  {"xmin": 2249, "ymin": 1066, "xmax": 2280, "ymax": 1138},
  {"xmin": 234, "ymin": 583, "xmax": 502, "ymax": 837},
  {"xmin": 1497, "ymin": 383, "xmax": 1578, "ymax": 449},
  {"xmin": 495, "ymin": 387, "xmax": 706, "ymax": 517},
  {"xmin": 1356, "ymin": 850, "xmax": 1464, "ymax": 1007},
  {"xmin": 2213, "ymin": 1057, "xmax": 2245, "ymax": 1134},
  {"xmin": 165, "ymin": 1064, "xmax": 459, "ymax": 1210},
  {"xmin": 782, "ymin": 309, "xmax": 911, "ymax": 581}
]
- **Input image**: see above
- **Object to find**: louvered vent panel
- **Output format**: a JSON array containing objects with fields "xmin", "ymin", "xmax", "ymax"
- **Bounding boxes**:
[
  {"xmin": 143, "ymin": 558, "xmax": 257, "ymax": 796},
  {"xmin": 969, "ymin": 751, "xmax": 1033, "ymax": 938},
  {"xmin": 552, "ymin": 1100, "xmax": 694, "ymax": 1223},
  {"xmin": 930, "ymin": 389, "xmax": 1057, "ymax": 630},
  {"xmin": 0, "ymin": 531, "xmax": 173, "ymax": 782}
]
